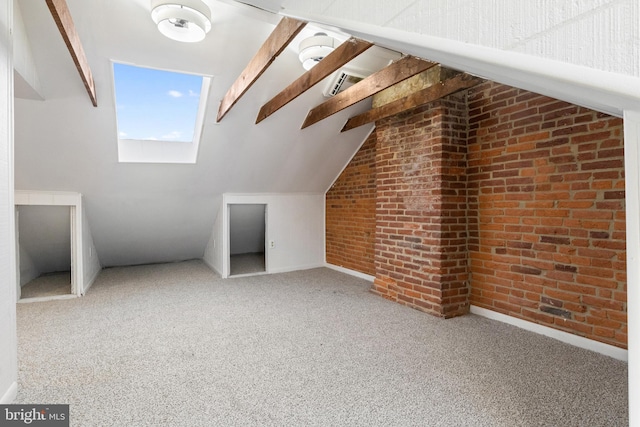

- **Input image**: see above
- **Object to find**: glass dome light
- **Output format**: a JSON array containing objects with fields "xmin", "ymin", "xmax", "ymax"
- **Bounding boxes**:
[{"xmin": 151, "ymin": 0, "xmax": 212, "ymax": 43}]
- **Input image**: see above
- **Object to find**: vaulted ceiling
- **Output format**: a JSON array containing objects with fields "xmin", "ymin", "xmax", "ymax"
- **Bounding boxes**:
[
  {"xmin": 13, "ymin": 0, "xmax": 640, "ymax": 268},
  {"xmin": 14, "ymin": 0, "xmax": 406, "ymax": 266}
]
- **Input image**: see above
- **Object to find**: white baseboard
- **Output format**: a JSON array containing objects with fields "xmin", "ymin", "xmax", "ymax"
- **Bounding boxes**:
[
  {"xmin": 268, "ymin": 263, "xmax": 325, "ymax": 275},
  {"xmin": 201, "ymin": 258, "xmax": 222, "ymax": 277},
  {"xmin": 325, "ymin": 263, "xmax": 375, "ymax": 282},
  {"xmin": 470, "ymin": 305, "xmax": 628, "ymax": 361},
  {"xmin": 0, "ymin": 381, "xmax": 17, "ymax": 404},
  {"xmin": 204, "ymin": 259, "xmax": 326, "ymax": 278},
  {"xmin": 81, "ymin": 267, "xmax": 102, "ymax": 295},
  {"xmin": 18, "ymin": 294, "xmax": 78, "ymax": 304}
]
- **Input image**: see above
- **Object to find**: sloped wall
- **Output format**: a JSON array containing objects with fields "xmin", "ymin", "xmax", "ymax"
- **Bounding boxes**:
[
  {"xmin": 326, "ymin": 81, "xmax": 627, "ymax": 348},
  {"xmin": 13, "ymin": 0, "xmax": 41, "ymax": 100},
  {"xmin": 280, "ymin": 0, "xmax": 639, "ymax": 78}
]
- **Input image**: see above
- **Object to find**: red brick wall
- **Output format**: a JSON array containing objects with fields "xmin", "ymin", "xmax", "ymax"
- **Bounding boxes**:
[
  {"xmin": 467, "ymin": 81, "xmax": 626, "ymax": 348},
  {"xmin": 372, "ymin": 95, "xmax": 470, "ymax": 318},
  {"xmin": 325, "ymin": 134, "xmax": 376, "ymax": 276},
  {"xmin": 325, "ymin": 80, "xmax": 627, "ymax": 348}
]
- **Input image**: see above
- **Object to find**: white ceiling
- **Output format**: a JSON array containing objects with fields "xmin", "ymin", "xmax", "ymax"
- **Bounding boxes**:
[
  {"xmin": 14, "ymin": 0, "xmax": 382, "ymax": 266},
  {"xmin": 19, "ymin": 0, "xmax": 636, "ymax": 269}
]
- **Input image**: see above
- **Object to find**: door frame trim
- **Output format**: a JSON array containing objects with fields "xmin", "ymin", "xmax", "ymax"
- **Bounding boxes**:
[{"xmin": 14, "ymin": 191, "xmax": 84, "ymax": 297}]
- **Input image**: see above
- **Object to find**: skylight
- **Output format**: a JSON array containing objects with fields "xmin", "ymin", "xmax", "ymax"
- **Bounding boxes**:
[{"xmin": 112, "ymin": 62, "xmax": 211, "ymax": 164}]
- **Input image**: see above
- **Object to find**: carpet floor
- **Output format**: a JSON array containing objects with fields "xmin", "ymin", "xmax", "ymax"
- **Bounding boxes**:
[
  {"xmin": 20, "ymin": 271, "xmax": 71, "ymax": 299},
  {"xmin": 230, "ymin": 252, "xmax": 265, "ymax": 276},
  {"xmin": 15, "ymin": 260, "xmax": 628, "ymax": 426}
]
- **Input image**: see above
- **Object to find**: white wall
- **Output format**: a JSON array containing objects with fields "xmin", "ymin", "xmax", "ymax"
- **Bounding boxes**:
[
  {"xmin": 0, "ymin": 0, "xmax": 17, "ymax": 404},
  {"xmin": 220, "ymin": 194, "xmax": 325, "ymax": 277},
  {"xmin": 203, "ymin": 197, "xmax": 224, "ymax": 276},
  {"xmin": 81, "ymin": 205, "xmax": 101, "ymax": 294},
  {"xmin": 230, "ymin": 204, "xmax": 265, "ymax": 255},
  {"xmin": 12, "ymin": 0, "xmax": 41, "ymax": 100},
  {"xmin": 18, "ymin": 242, "xmax": 38, "ymax": 287}
]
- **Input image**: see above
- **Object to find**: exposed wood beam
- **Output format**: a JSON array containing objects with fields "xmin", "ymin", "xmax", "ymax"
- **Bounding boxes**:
[
  {"xmin": 255, "ymin": 38, "xmax": 374, "ymax": 124},
  {"xmin": 217, "ymin": 17, "xmax": 307, "ymax": 122},
  {"xmin": 342, "ymin": 73, "xmax": 482, "ymax": 132},
  {"xmin": 46, "ymin": 0, "xmax": 97, "ymax": 107},
  {"xmin": 300, "ymin": 56, "xmax": 437, "ymax": 129}
]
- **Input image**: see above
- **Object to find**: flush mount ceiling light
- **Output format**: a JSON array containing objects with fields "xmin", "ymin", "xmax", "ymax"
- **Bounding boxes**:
[
  {"xmin": 298, "ymin": 32, "xmax": 338, "ymax": 70},
  {"xmin": 151, "ymin": 0, "xmax": 212, "ymax": 43}
]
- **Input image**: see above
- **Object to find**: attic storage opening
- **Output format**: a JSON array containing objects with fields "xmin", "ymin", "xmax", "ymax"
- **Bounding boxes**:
[
  {"xmin": 17, "ymin": 205, "xmax": 72, "ymax": 300},
  {"xmin": 14, "ymin": 191, "xmax": 85, "ymax": 302},
  {"xmin": 111, "ymin": 61, "xmax": 212, "ymax": 164},
  {"xmin": 228, "ymin": 204, "xmax": 267, "ymax": 277}
]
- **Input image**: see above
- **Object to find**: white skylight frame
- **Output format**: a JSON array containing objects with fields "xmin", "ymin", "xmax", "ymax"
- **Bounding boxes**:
[{"xmin": 111, "ymin": 61, "xmax": 212, "ymax": 164}]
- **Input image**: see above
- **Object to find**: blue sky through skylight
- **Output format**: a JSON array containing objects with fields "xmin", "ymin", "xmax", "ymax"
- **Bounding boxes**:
[{"xmin": 113, "ymin": 63, "xmax": 204, "ymax": 142}]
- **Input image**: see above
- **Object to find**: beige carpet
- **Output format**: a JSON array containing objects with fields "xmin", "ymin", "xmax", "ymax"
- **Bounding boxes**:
[
  {"xmin": 20, "ymin": 271, "xmax": 71, "ymax": 299},
  {"xmin": 230, "ymin": 252, "xmax": 265, "ymax": 276},
  {"xmin": 15, "ymin": 260, "xmax": 628, "ymax": 426}
]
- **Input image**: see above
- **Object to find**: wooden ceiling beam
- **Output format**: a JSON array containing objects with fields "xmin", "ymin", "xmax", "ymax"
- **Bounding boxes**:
[
  {"xmin": 300, "ymin": 55, "xmax": 437, "ymax": 130},
  {"xmin": 255, "ymin": 37, "xmax": 374, "ymax": 124},
  {"xmin": 217, "ymin": 17, "xmax": 307, "ymax": 122},
  {"xmin": 341, "ymin": 73, "xmax": 482, "ymax": 132},
  {"xmin": 46, "ymin": 0, "xmax": 97, "ymax": 106}
]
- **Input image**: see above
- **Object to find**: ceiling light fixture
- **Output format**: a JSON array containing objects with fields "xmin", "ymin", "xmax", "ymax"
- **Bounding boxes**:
[
  {"xmin": 298, "ymin": 32, "xmax": 338, "ymax": 70},
  {"xmin": 151, "ymin": 0, "xmax": 212, "ymax": 43}
]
